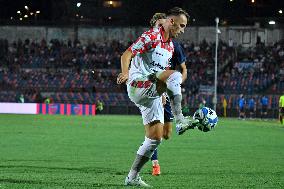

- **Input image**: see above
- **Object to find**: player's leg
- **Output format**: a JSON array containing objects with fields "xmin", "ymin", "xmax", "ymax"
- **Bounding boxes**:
[
  {"xmin": 243, "ymin": 108, "xmax": 246, "ymax": 119},
  {"xmin": 264, "ymin": 106, "xmax": 268, "ymax": 120},
  {"xmin": 150, "ymin": 97, "xmax": 173, "ymax": 176},
  {"xmin": 280, "ymin": 108, "xmax": 283, "ymax": 124},
  {"xmin": 280, "ymin": 115, "xmax": 282, "ymax": 124},
  {"xmin": 150, "ymin": 121, "xmax": 172, "ymax": 177},
  {"xmin": 251, "ymin": 109, "xmax": 254, "ymax": 119},
  {"xmin": 240, "ymin": 107, "xmax": 245, "ymax": 119},
  {"xmin": 151, "ymin": 149, "xmax": 160, "ymax": 176},
  {"xmin": 126, "ymin": 121, "xmax": 163, "ymax": 187},
  {"xmin": 156, "ymin": 70, "xmax": 198, "ymax": 135},
  {"xmin": 125, "ymin": 87, "xmax": 164, "ymax": 187},
  {"xmin": 163, "ymin": 98, "xmax": 174, "ymax": 139}
]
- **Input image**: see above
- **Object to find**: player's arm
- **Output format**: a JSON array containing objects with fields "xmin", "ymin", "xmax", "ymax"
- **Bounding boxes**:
[
  {"xmin": 117, "ymin": 50, "xmax": 133, "ymax": 84},
  {"xmin": 117, "ymin": 30, "xmax": 154, "ymax": 84},
  {"xmin": 172, "ymin": 41, "xmax": 187, "ymax": 83}
]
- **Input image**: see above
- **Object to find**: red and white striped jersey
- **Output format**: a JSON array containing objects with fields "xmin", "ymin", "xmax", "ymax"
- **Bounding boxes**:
[{"xmin": 127, "ymin": 27, "xmax": 174, "ymax": 83}]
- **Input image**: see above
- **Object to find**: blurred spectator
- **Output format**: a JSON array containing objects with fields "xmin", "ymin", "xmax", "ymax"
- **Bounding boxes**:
[
  {"xmin": 17, "ymin": 93, "xmax": 25, "ymax": 103},
  {"xmin": 279, "ymin": 94, "xmax": 284, "ymax": 124},
  {"xmin": 223, "ymin": 97, "xmax": 227, "ymax": 117},
  {"xmin": 96, "ymin": 100, "xmax": 104, "ymax": 114},
  {"xmin": 260, "ymin": 95, "xmax": 268, "ymax": 120},
  {"xmin": 238, "ymin": 94, "xmax": 246, "ymax": 119},
  {"xmin": 44, "ymin": 97, "xmax": 51, "ymax": 104},
  {"xmin": 248, "ymin": 97, "xmax": 256, "ymax": 119}
]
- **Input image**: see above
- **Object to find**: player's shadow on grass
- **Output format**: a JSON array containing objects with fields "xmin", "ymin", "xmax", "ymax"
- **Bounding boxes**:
[
  {"xmin": 0, "ymin": 164, "xmax": 125, "ymax": 175},
  {"xmin": 0, "ymin": 165, "xmax": 126, "ymax": 187},
  {"xmin": 0, "ymin": 178, "xmax": 122, "ymax": 188}
]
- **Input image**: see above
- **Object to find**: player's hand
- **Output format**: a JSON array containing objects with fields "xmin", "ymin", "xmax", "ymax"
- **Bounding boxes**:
[{"xmin": 117, "ymin": 73, "xmax": 128, "ymax": 84}]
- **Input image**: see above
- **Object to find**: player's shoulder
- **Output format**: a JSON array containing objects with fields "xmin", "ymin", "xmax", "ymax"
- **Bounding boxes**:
[{"xmin": 142, "ymin": 27, "xmax": 160, "ymax": 40}]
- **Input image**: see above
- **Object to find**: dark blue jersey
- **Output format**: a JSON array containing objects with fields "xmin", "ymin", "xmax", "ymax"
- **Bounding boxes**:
[
  {"xmin": 261, "ymin": 96, "xmax": 268, "ymax": 106},
  {"xmin": 248, "ymin": 99, "xmax": 255, "ymax": 108},
  {"xmin": 164, "ymin": 41, "xmax": 186, "ymax": 122},
  {"xmin": 170, "ymin": 40, "xmax": 186, "ymax": 69},
  {"xmin": 239, "ymin": 98, "xmax": 245, "ymax": 108}
]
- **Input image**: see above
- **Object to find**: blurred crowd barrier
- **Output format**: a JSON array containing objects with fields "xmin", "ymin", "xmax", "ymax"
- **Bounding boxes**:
[{"xmin": 0, "ymin": 102, "xmax": 96, "ymax": 115}]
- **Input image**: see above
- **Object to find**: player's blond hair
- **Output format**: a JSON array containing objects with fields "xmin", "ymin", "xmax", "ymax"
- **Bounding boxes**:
[{"xmin": 149, "ymin": 13, "xmax": 166, "ymax": 28}]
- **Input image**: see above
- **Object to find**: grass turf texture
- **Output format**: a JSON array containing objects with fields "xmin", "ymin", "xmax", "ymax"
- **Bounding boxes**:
[{"xmin": 0, "ymin": 114, "xmax": 283, "ymax": 189}]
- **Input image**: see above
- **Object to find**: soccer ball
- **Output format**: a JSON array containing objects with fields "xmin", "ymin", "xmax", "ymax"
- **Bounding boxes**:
[{"xmin": 193, "ymin": 107, "xmax": 218, "ymax": 132}]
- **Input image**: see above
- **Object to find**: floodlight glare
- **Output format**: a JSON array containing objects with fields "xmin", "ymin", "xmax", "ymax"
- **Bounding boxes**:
[{"xmin": 268, "ymin": 20, "xmax": 276, "ymax": 25}]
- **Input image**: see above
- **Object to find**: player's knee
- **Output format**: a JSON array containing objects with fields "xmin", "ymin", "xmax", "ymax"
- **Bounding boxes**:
[
  {"xmin": 167, "ymin": 72, "xmax": 182, "ymax": 84},
  {"xmin": 166, "ymin": 71, "xmax": 182, "ymax": 96}
]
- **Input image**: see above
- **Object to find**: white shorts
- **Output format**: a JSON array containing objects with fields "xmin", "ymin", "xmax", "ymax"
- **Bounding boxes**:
[{"xmin": 127, "ymin": 76, "xmax": 164, "ymax": 125}]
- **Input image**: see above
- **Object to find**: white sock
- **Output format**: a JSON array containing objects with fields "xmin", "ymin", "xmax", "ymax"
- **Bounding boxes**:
[
  {"xmin": 137, "ymin": 137, "xmax": 162, "ymax": 158},
  {"xmin": 165, "ymin": 72, "xmax": 184, "ymax": 122},
  {"xmin": 127, "ymin": 137, "xmax": 161, "ymax": 180},
  {"xmin": 128, "ymin": 169, "xmax": 138, "ymax": 181},
  {"xmin": 152, "ymin": 160, "xmax": 159, "ymax": 166},
  {"xmin": 170, "ymin": 95, "xmax": 184, "ymax": 123}
]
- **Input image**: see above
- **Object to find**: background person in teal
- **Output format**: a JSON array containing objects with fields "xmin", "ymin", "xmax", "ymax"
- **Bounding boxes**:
[
  {"xmin": 248, "ymin": 97, "xmax": 256, "ymax": 119},
  {"xmin": 260, "ymin": 95, "xmax": 268, "ymax": 120},
  {"xmin": 238, "ymin": 94, "xmax": 246, "ymax": 119}
]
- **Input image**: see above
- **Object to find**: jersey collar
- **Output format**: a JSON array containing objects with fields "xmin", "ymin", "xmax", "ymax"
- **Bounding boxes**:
[{"xmin": 160, "ymin": 26, "xmax": 171, "ymax": 43}]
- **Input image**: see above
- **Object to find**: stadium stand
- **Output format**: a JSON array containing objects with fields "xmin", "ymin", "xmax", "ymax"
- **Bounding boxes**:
[{"xmin": 0, "ymin": 38, "xmax": 283, "ymax": 114}]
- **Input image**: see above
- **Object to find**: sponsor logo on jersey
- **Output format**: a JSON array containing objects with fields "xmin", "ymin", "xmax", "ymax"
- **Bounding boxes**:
[{"xmin": 149, "ymin": 61, "xmax": 167, "ymax": 70}]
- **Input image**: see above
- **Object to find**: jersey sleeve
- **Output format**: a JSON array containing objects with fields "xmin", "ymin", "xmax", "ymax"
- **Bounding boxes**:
[
  {"xmin": 171, "ymin": 40, "xmax": 186, "ymax": 68},
  {"xmin": 128, "ymin": 30, "xmax": 157, "ymax": 56}
]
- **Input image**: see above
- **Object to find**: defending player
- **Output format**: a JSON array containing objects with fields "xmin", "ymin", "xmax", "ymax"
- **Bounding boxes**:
[
  {"xmin": 117, "ymin": 7, "xmax": 198, "ymax": 187},
  {"xmin": 279, "ymin": 94, "xmax": 284, "ymax": 124},
  {"xmin": 149, "ymin": 13, "xmax": 188, "ymax": 176}
]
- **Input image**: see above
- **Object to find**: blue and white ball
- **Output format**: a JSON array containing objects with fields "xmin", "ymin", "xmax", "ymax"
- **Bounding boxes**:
[{"xmin": 193, "ymin": 107, "xmax": 218, "ymax": 132}]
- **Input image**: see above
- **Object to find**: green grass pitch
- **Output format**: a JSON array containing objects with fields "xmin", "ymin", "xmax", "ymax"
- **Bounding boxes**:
[{"xmin": 0, "ymin": 114, "xmax": 283, "ymax": 188}]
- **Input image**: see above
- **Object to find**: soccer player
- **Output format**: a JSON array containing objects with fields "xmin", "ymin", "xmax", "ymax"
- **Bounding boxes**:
[
  {"xmin": 149, "ymin": 12, "xmax": 188, "ymax": 176},
  {"xmin": 117, "ymin": 7, "xmax": 198, "ymax": 187},
  {"xmin": 279, "ymin": 94, "xmax": 284, "ymax": 125},
  {"xmin": 260, "ymin": 95, "xmax": 268, "ymax": 120},
  {"xmin": 238, "ymin": 94, "xmax": 246, "ymax": 119},
  {"xmin": 248, "ymin": 97, "xmax": 256, "ymax": 119}
]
